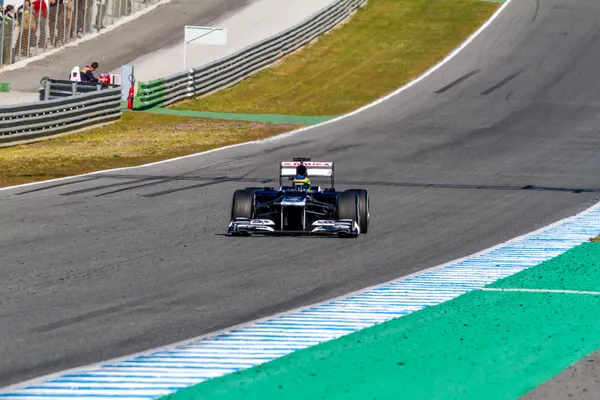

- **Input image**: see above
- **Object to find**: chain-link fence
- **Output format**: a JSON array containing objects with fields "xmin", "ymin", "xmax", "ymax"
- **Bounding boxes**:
[{"xmin": 0, "ymin": 0, "xmax": 159, "ymax": 67}]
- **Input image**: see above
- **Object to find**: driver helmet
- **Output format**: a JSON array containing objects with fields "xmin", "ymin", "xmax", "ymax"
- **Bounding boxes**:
[
  {"xmin": 293, "ymin": 164, "xmax": 311, "ymax": 189},
  {"xmin": 296, "ymin": 164, "xmax": 308, "ymax": 177}
]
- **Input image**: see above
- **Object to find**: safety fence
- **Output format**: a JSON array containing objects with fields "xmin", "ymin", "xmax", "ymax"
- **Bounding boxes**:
[
  {"xmin": 135, "ymin": 0, "xmax": 366, "ymax": 110},
  {"xmin": 0, "ymin": 0, "xmax": 164, "ymax": 67},
  {"xmin": 39, "ymin": 76, "xmax": 120, "ymax": 99},
  {"xmin": 0, "ymin": 85, "xmax": 121, "ymax": 145}
]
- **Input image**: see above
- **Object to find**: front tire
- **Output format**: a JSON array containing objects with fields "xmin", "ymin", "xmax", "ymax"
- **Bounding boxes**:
[
  {"xmin": 231, "ymin": 189, "xmax": 254, "ymax": 220},
  {"xmin": 345, "ymin": 189, "xmax": 369, "ymax": 233},
  {"xmin": 336, "ymin": 191, "xmax": 359, "ymax": 224}
]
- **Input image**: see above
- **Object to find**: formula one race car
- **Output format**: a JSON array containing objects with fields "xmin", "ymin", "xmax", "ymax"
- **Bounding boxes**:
[{"xmin": 227, "ymin": 158, "xmax": 369, "ymax": 237}]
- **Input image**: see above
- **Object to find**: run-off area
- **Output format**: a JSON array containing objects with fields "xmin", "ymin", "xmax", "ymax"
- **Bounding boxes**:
[{"xmin": 161, "ymin": 242, "xmax": 600, "ymax": 400}]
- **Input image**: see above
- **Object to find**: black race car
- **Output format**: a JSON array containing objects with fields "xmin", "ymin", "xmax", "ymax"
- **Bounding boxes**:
[{"xmin": 227, "ymin": 158, "xmax": 369, "ymax": 237}]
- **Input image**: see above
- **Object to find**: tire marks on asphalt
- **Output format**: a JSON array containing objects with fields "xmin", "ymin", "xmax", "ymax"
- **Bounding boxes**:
[
  {"xmin": 481, "ymin": 72, "xmax": 522, "ymax": 95},
  {"xmin": 434, "ymin": 69, "xmax": 481, "ymax": 94}
]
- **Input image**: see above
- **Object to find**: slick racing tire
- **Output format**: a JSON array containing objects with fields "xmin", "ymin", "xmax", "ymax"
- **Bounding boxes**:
[
  {"xmin": 231, "ymin": 189, "xmax": 255, "ymax": 220},
  {"xmin": 336, "ymin": 191, "xmax": 359, "ymax": 225},
  {"xmin": 345, "ymin": 189, "xmax": 369, "ymax": 233}
]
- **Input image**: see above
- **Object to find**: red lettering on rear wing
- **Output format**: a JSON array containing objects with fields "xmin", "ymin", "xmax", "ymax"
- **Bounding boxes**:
[
  {"xmin": 279, "ymin": 161, "xmax": 335, "ymax": 187},
  {"xmin": 280, "ymin": 161, "xmax": 334, "ymax": 177}
]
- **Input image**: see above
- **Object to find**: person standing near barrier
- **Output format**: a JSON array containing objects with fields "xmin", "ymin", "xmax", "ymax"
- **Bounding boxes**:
[
  {"xmin": 74, "ymin": 0, "xmax": 92, "ymax": 37},
  {"xmin": 68, "ymin": 0, "xmax": 81, "ymax": 39},
  {"xmin": 2, "ymin": 5, "xmax": 14, "ymax": 65},
  {"xmin": 81, "ymin": 61, "xmax": 99, "ymax": 82},
  {"xmin": 14, "ymin": 0, "xmax": 35, "ymax": 58},
  {"xmin": 16, "ymin": 1, "xmax": 27, "ymax": 17},
  {"xmin": 48, "ymin": 0, "xmax": 71, "ymax": 46},
  {"xmin": 32, "ymin": 0, "xmax": 48, "ymax": 49},
  {"xmin": 48, "ymin": 0, "xmax": 62, "ymax": 47},
  {"xmin": 118, "ymin": 0, "xmax": 132, "ymax": 18},
  {"xmin": 3, "ymin": 6, "xmax": 14, "ymax": 21},
  {"xmin": 61, "ymin": 0, "xmax": 73, "ymax": 43},
  {"xmin": 95, "ymin": 0, "xmax": 106, "ymax": 30}
]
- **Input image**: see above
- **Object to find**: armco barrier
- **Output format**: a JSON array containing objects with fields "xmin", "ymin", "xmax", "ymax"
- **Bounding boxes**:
[
  {"xmin": 0, "ymin": 88, "xmax": 122, "ymax": 146},
  {"xmin": 39, "ymin": 77, "xmax": 120, "ymax": 100},
  {"xmin": 135, "ymin": 0, "xmax": 366, "ymax": 110}
]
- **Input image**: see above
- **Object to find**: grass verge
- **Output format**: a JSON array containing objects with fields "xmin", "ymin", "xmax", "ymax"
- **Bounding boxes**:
[
  {"xmin": 0, "ymin": 113, "xmax": 299, "ymax": 188},
  {"xmin": 172, "ymin": 0, "xmax": 500, "ymax": 116}
]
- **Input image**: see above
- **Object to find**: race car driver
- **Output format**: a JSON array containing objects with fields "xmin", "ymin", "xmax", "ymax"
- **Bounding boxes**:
[{"xmin": 293, "ymin": 164, "xmax": 311, "ymax": 189}]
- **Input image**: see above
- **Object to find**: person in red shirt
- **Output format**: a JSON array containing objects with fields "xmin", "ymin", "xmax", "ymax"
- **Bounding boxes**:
[
  {"xmin": 31, "ymin": 0, "xmax": 47, "ymax": 15},
  {"xmin": 31, "ymin": 0, "xmax": 48, "ymax": 47}
]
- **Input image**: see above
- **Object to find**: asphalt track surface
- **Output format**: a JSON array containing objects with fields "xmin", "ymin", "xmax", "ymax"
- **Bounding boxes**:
[
  {"xmin": 523, "ymin": 352, "xmax": 600, "ymax": 399},
  {"xmin": 0, "ymin": 0, "xmax": 254, "ymax": 92},
  {"xmin": 1, "ymin": 0, "xmax": 600, "ymax": 393}
]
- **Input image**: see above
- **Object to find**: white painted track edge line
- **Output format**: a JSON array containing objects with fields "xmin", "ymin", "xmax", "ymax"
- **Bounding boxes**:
[
  {"xmin": 480, "ymin": 288, "xmax": 600, "ymax": 295},
  {"xmin": 0, "ymin": 0, "xmax": 514, "ymax": 193}
]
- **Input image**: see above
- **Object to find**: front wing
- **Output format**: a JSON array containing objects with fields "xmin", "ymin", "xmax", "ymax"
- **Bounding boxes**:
[{"xmin": 228, "ymin": 218, "xmax": 360, "ymax": 237}]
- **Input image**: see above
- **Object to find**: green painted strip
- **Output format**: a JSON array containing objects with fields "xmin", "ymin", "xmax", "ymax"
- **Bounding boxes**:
[
  {"xmin": 160, "ymin": 243, "xmax": 600, "ymax": 400},
  {"xmin": 0, "ymin": 82, "xmax": 10, "ymax": 92},
  {"xmin": 139, "ymin": 106, "xmax": 337, "ymax": 125},
  {"xmin": 491, "ymin": 242, "xmax": 600, "ymax": 292}
]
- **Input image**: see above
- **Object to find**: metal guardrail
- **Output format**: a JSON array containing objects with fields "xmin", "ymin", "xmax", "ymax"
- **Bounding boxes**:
[
  {"xmin": 0, "ymin": 86, "xmax": 122, "ymax": 145},
  {"xmin": 135, "ymin": 0, "xmax": 366, "ymax": 110},
  {"xmin": 39, "ymin": 77, "xmax": 119, "ymax": 100}
]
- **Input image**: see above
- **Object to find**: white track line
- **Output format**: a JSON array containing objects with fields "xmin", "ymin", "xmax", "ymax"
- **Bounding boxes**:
[
  {"xmin": 481, "ymin": 288, "xmax": 600, "ymax": 295},
  {"xmin": 0, "ymin": 0, "xmax": 513, "ymax": 193}
]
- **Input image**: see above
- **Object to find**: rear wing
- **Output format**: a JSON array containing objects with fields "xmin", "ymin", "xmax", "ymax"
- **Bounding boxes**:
[{"xmin": 279, "ymin": 160, "xmax": 335, "ymax": 187}]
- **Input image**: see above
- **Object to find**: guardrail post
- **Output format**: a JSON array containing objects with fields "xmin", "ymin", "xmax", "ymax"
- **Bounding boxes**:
[
  {"xmin": 39, "ymin": 77, "xmax": 53, "ymax": 100},
  {"xmin": 72, "ymin": 82, "xmax": 77, "ymax": 96}
]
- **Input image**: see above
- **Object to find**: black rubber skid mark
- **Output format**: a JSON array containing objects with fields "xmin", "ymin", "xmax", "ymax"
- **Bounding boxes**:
[
  {"xmin": 60, "ymin": 178, "xmax": 159, "ymax": 196},
  {"xmin": 337, "ymin": 180, "xmax": 600, "ymax": 194},
  {"xmin": 434, "ymin": 69, "xmax": 480, "ymax": 94},
  {"xmin": 481, "ymin": 72, "xmax": 522, "ymax": 95},
  {"xmin": 31, "ymin": 295, "xmax": 163, "ymax": 334},
  {"xmin": 14, "ymin": 177, "xmax": 101, "ymax": 195},
  {"xmin": 142, "ymin": 177, "xmax": 272, "ymax": 198}
]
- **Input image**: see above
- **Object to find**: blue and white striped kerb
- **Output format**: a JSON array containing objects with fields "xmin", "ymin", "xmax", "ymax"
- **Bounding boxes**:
[{"xmin": 2, "ymin": 204, "xmax": 600, "ymax": 399}]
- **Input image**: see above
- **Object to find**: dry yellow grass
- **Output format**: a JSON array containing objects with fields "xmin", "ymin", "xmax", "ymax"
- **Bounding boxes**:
[{"xmin": 0, "ymin": 113, "xmax": 299, "ymax": 188}]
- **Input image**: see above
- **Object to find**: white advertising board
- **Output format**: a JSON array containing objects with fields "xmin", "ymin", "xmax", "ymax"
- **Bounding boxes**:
[{"xmin": 183, "ymin": 26, "xmax": 227, "ymax": 69}]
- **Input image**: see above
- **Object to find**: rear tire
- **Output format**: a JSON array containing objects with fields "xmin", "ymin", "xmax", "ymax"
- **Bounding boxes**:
[
  {"xmin": 336, "ymin": 191, "xmax": 359, "ymax": 224},
  {"xmin": 345, "ymin": 189, "xmax": 369, "ymax": 233},
  {"xmin": 231, "ymin": 189, "xmax": 254, "ymax": 220}
]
